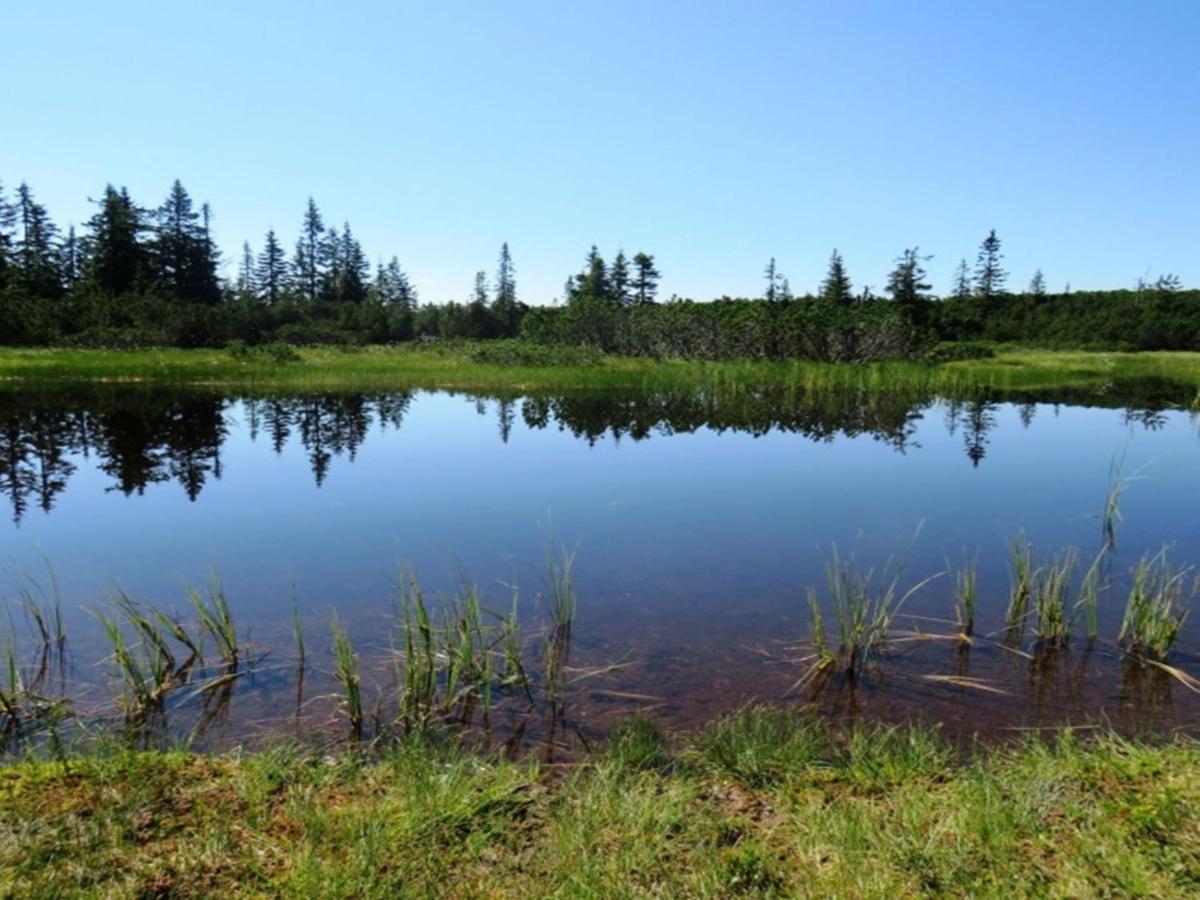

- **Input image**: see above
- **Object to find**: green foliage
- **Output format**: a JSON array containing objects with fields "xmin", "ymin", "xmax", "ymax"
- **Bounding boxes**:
[{"xmin": 926, "ymin": 340, "xmax": 997, "ymax": 362}]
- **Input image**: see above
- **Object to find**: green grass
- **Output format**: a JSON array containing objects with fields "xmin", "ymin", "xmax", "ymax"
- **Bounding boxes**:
[
  {"xmin": 1, "ymin": 710, "xmax": 1198, "ymax": 896},
  {"xmin": 4, "ymin": 343, "xmax": 1200, "ymax": 394}
]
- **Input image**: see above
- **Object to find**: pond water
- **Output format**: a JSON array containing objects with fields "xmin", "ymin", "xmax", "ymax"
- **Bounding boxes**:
[{"xmin": 2, "ymin": 381, "xmax": 1199, "ymax": 747}]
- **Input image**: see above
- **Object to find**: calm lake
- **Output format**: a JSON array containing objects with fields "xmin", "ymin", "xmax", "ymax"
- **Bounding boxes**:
[{"xmin": 3, "ymin": 381, "xmax": 1199, "ymax": 746}]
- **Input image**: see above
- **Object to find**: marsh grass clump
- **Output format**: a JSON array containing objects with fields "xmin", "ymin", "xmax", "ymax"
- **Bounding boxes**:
[
  {"xmin": 386, "ymin": 574, "xmax": 536, "ymax": 741},
  {"xmin": 330, "ymin": 614, "xmax": 363, "ymax": 742},
  {"xmin": 605, "ymin": 714, "xmax": 670, "ymax": 772},
  {"xmin": 947, "ymin": 553, "xmax": 978, "ymax": 638},
  {"xmin": 1005, "ymin": 533, "xmax": 1036, "ymax": 637},
  {"xmin": 1118, "ymin": 550, "xmax": 1195, "ymax": 660},
  {"xmin": 1031, "ymin": 548, "xmax": 1078, "ymax": 648},
  {"xmin": 798, "ymin": 543, "xmax": 936, "ymax": 687},
  {"xmin": 691, "ymin": 705, "xmax": 830, "ymax": 788},
  {"xmin": 186, "ymin": 575, "xmax": 238, "ymax": 667},
  {"xmin": 94, "ymin": 592, "xmax": 199, "ymax": 734}
]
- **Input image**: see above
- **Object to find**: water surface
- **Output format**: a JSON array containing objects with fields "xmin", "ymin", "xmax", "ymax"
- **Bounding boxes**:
[{"xmin": 3, "ymin": 381, "xmax": 1199, "ymax": 744}]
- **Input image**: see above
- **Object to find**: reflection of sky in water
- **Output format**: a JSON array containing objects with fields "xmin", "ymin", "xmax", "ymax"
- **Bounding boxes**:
[{"xmin": 3, "ymin": 391, "xmax": 1199, "ymax": 665}]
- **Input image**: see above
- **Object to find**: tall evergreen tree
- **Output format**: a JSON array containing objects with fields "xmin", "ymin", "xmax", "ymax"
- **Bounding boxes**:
[
  {"xmin": 256, "ymin": 229, "xmax": 287, "ymax": 305},
  {"xmin": 237, "ymin": 241, "xmax": 256, "ymax": 299},
  {"xmin": 819, "ymin": 249, "xmax": 853, "ymax": 306},
  {"xmin": 375, "ymin": 257, "xmax": 416, "ymax": 309},
  {"xmin": 951, "ymin": 259, "xmax": 972, "ymax": 299},
  {"xmin": 631, "ymin": 252, "xmax": 660, "ymax": 304},
  {"xmin": 59, "ymin": 225, "xmax": 82, "ymax": 288},
  {"xmin": 885, "ymin": 247, "xmax": 932, "ymax": 314},
  {"xmin": 492, "ymin": 242, "xmax": 520, "ymax": 333},
  {"xmin": 197, "ymin": 203, "xmax": 221, "ymax": 303},
  {"xmin": 293, "ymin": 197, "xmax": 324, "ymax": 302},
  {"xmin": 85, "ymin": 185, "xmax": 148, "ymax": 295},
  {"xmin": 153, "ymin": 179, "xmax": 203, "ymax": 300},
  {"xmin": 472, "ymin": 270, "xmax": 489, "ymax": 306},
  {"xmin": 0, "ymin": 181, "xmax": 15, "ymax": 288},
  {"xmin": 13, "ymin": 182, "xmax": 61, "ymax": 296},
  {"xmin": 573, "ymin": 246, "xmax": 609, "ymax": 302},
  {"xmin": 338, "ymin": 224, "xmax": 368, "ymax": 303},
  {"xmin": 763, "ymin": 257, "xmax": 780, "ymax": 303},
  {"xmin": 973, "ymin": 229, "xmax": 1007, "ymax": 299},
  {"xmin": 319, "ymin": 223, "xmax": 343, "ymax": 301},
  {"xmin": 610, "ymin": 249, "xmax": 631, "ymax": 306},
  {"xmin": 1028, "ymin": 268, "xmax": 1046, "ymax": 297}
]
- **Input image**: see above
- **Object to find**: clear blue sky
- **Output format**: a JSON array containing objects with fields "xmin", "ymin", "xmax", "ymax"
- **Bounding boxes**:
[{"xmin": 3, "ymin": 1, "xmax": 1196, "ymax": 303}]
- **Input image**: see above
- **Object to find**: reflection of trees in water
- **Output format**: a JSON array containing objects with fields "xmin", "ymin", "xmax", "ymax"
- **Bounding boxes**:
[{"xmin": 0, "ymin": 377, "xmax": 1192, "ymax": 523}]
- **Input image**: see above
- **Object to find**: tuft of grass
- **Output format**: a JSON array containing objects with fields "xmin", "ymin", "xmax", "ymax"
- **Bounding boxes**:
[
  {"xmin": 690, "ymin": 705, "xmax": 829, "ymax": 788},
  {"xmin": 186, "ymin": 574, "xmax": 238, "ymax": 667},
  {"xmin": 605, "ymin": 715, "xmax": 670, "ymax": 772},
  {"xmin": 947, "ymin": 553, "xmax": 978, "ymax": 638},
  {"xmin": 1031, "ymin": 548, "xmax": 1078, "ymax": 648},
  {"xmin": 1005, "ymin": 532, "xmax": 1035, "ymax": 637},
  {"xmin": 1118, "ymin": 550, "xmax": 1195, "ymax": 661},
  {"xmin": 330, "ymin": 614, "xmax": 363, "ymax": 742},
  {"xmin": 801, "ymin": 542, "xmax": 936, "ymax": 684}
]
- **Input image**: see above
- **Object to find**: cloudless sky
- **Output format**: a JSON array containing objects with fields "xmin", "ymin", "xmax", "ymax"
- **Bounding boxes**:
[{"xmin": 3, "ymin": 1, "xmax": 1197, "ymax": 303}]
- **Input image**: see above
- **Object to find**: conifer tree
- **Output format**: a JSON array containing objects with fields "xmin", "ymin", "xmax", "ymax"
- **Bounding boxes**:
[
  {"xmin": 492, "ymin": 242, "xmax": 519, "ymax": 333},
  {"xmin": 256, "ymin": 229, "xmax": 287, "ymax": 305},
  {"xmin": 819, "ymin": 249, "xmax": 853, "ymax": 306},
  {"xmin": 14, "ymin": 182, "xmax": 61, "ymax": 296},
  {"xmin": 473, "ymin": 270, "xmax": 489, "ymax": 306},
  {"xmin": 610, "ymin": 250, "xmax": 631, "ymax": 306},
  {"xmin": 338, "ymin": 224, "xmax": 368, "ymax": 303},
  {"xmin": 951, "ymin": 259, "xmax": 972, "ymax": 299},
  {"xmin": 153, "ymin": 179, "xmax": 203, "ymax": 300},
  {"xmin": 764, "ymin": 257, "xmax": 780, "ymax": 303},
  {"xmin": 885, "ymin": 247, "xmax": 932, "ymax": 314},
  {"xmin": 318, "ymin": 224, "xmax": 343, "ymax": 301},
  {"xmin": 0, "ymin": 181, "xmax": 15, "ymax": 289},
  {"xmin": 59, "ymin": 225, "xmax": 82, "ymax": 288},
  {"xmin": 973, "ymin": 229, "xmax": 1007, "ymax": 299},
  {"xmin": 293, "ymin": 198, "xmax": 324, "ymax": 302},
  {"xmin": 375, "ymin": 256, "xmax": 416, "ymax": 310},
  {"xmin": 631, "ymin": 252, "xmax": 660, "ymax": 304},
  {"xmin": 237, "ymin": 241, "xmax": 256, "ymax": 299},
  {"xmin": 85, "ymin": 186, "xmax": 148, "ymax": 295},
  {"xmin": 1028, "ymin": 268, "xmax": 1046, "ymax": 297}
]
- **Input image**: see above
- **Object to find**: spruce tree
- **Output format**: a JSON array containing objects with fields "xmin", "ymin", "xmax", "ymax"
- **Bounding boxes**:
[
  {"xmin": 973, "ymin": 229, "xmax": 1007, "ymax": 299},
  {"xmin": 492, "ymin": 242, "xmax": 519, "ymax": 333},
  {"xmin": 951, "ymin": 259, "xmax": 971, "ymax": 299},
  {"xmin": 197, "ymin": 203, "xmax": 221, "ymax": 303},
  {"xmin": 1028, "ymin": 268, "xmax": 1046, "ymax": 297},
  {"xmin": 375, "ymin": 256, "xmax": 416, "ymax": 310},
  {"xmin": 0, "ymin": 181, "xmax": 15, "ymax": 288},
  {"xmin": 764, "ymin": 257, "xmax": 779, "ymax": 303},
  {"xmin": 338, "ymin": 224, "xmax": 368, "ymax": 303},
  {"xmin": 59, "ymin": 225, "xmax": 82, "ymax": 288},
  {"xmin": 319, "ymin": 224, "xmax": 343, "ymax": 301},
  {"xmin": 819, "ymin": 249, "xmax": 853, "ymax": 306},
  {"xmin": 153, "ymin": 179, "xmax": 204, "ymax": 300},
  {"xmin": 610, "ymin": 250, "xmax": 631, "ymax": 306},
  {"xmin": 256, "ymin": 229, "xmax": 287, "ymax": 305},
  {"xmin": 14, "ymin": 182, "xmax": 61, "ymax": 297},
  {"xmin": 293, "ymin": 197, "xmax": 324, "ymax": 302},
  {"xmin": 237, "ymin": 241, "xmax": 256, "ymax": 299},
  {"xmin": 85, "ymin": 186, "xmax": 148, "ymax": 295},
  {"xmin": 631, "ymin": 252, "xmax": 660, "ymax": 304},
  {"xmin": 885, "ymin": 247, "xmax": 932, "ymax": 314}
]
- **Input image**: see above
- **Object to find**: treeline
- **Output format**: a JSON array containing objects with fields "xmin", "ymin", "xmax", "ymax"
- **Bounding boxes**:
[
  {"xmin": 1, "ymin": 177, "xmax": 1196, "ymax": 357},
  {"xmin": 0, "ymin": 180, "xmax": 526, "ymax": 347}
]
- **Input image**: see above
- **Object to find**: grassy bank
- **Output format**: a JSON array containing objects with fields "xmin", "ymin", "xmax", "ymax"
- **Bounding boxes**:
[
  {"xmin": 2, "ymin": 709, "xmax": 1198, "ymax": 897},
  {"xmin": 2, "ymin": 343, "xmax": 1200, "ymax": 395}
]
